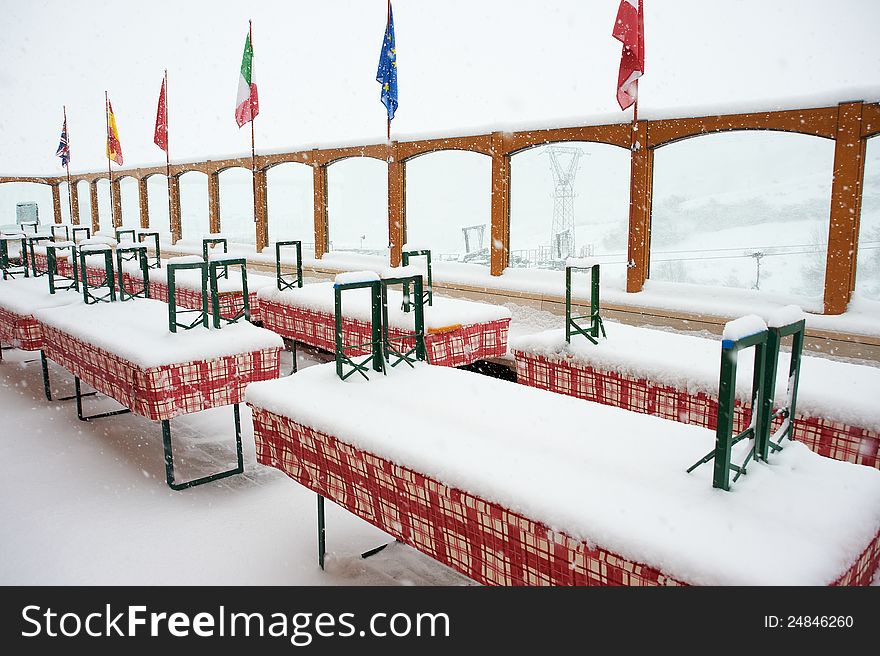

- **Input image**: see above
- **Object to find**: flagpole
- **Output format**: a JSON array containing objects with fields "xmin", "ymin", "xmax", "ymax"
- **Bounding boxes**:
[
  {"xmin": 105, "ymin": 90, "xmax": 114, "ymax": 229},
  {"xmin": 386, "ymin": 0, "xmax": 391, "ymax": 152},
  {"xmin": 249, "ymin": 19, "xmax": 258, "ymax": 225},
  {"xmin": 164, "ymin": 69, "xmax": 173, "ymax": 232},
  {"xmin": 63, "ymin": 105, "xmax": 74, "ymax": 225}
]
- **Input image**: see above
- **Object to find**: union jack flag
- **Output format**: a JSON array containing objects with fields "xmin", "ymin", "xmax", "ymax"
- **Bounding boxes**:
[{"xmin": 56, "ymin": 117, "xmax": 70, "ymax": 167}]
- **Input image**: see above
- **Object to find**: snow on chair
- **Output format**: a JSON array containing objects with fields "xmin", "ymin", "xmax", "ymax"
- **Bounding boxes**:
[
  {"xmin": 208, "ymin": 255, "xmax": 249, "ymax": 328},
  {"xmin": 166, "ymin": 258, "xmax": 209, "ymax": 332},
  {"xmin": 114, "ymin": 228, "xmax": 136, "ymax": 244},
  {"xmin": 47, "ymin": 242, "xmax": 78, "ymax": 294},
  {"xmin": 0, "ymin": 234, "xmax": 29, "ymax": 280},
  {"xmin": 687, "ymin": 315, "xmax": 770, "ymax": 491},
  {"xmin": 137, "ymin": 230, "xmax": 161, "ymax": 269},
  {"xmin": 333, "ymin": 271, "xmax": 384, "ymax": 381},
  {"xmin": 565, "ymin": 258, "xmax": 605, "ymax": 345},
  {"xmin": 380, "ymin": 267, "xmax": 427, "ymax": 368},
  {"xmin": 51, "ymin": 224, "xmax": 70, "ymax": 241},
  {"xmin": 203, "ymin": 236, "xmax": 228, "ymax": 280},
  {"xmin": 71, "ymin": 226, "xmax": 91, "ymax": 243},
  {"xmin": 78, "ymin": 243, "xmax": 116, "ymax": 305},
  {"xmin": 27, "ymin": 235, "xmax": 53, "ymax": 278},
  {"xmin": 116, "ymin": 243, "xmax": 150, "ymax": 302},
  {"xmin": 274, "ymin": 240, "xmax": 303, "ymax": 291},
  {"xmin": 758, "ymin": 306, "xmax": 806, "ymax": 460},
  {"xmin": 401, "ymin": 247, "xmax": 433, "ymax": 309}
]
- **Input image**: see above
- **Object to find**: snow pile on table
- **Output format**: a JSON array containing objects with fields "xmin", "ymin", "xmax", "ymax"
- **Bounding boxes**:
[
  {"xmin": 0, "ymin": 277, "xmax": 81, "ymax": 315},
  {"xmin": 565, "ymin": 257, "xmax": 599, "ymax": 269},
  {"xmin": 247, "ymin": 363, "xmax": 880, "ymax": 586},
  {"xmin": 34, "ymin": 298, "xmax": 282, "ymax": 368},
  {"xmin": 510, "ymin": 322, "xmax": 880, "ymax": 432},
  {"xmin": 259, "ymin": 281, "xmax": 511, "ymax": 331},
  {"xmin": 334, "ymin": 271, "xmax": 380, "ymax": 285},
  {"xmin": 768, "ymin": 304, "xmax": 806, "ymax": 328}
]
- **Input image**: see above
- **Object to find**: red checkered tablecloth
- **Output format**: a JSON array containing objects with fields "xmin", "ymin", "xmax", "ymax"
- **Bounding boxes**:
[
  {"xmin": 0, "ymin": 306, "xmax": 42, "ymax": 351},
  {"xmin": 252, "ymin": 406, "xmax": 880, "ymax": 586},
  {"xmin": 260, "ymin": 299, "xmax": 509, "ymax": 368},
  {"xmin": 513, "ymin": 350, "xmax": 880, "ymax": 471},
  {"xmin": 119, "ymin": 273, "xmax": 262, "ymax": 323},
  {"xmin": 40, "ymin": 323, "xmax": 281, "ymax": 420}
]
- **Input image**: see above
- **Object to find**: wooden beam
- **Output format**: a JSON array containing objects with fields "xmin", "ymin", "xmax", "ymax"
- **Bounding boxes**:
[
  {"xmin": 388, "ymin": 142, "xmax": 405, "ymax": 266},
  {"xmin": 70, "ymin": 181, "xmax": 80, "ymax": 225},
  {"xmin": 824, "ymin": 101, "xmax": 865, "ymax": 315},
  {"xmin": 254, "ymin": 169, "xmax": 268, "ymax": 251},
  {"xmin": 490, "ymin": 132, "xmax": 511, "ymax": 276},
  {"xmin": 313, "ymin": 158, "xmax": 329, "ymax": 259},
  {"xmin": 626, "ymin": 121, "xmax": 652, "ymax": 292},
  {"xmin": 505, "ymin": 123, "xmax": 631, "ymax": 154},
  {"xmin": 397, "ymin": 134, "xmax": 493, "ymax": 160},
  {"xmin": 138, "ymin": 177, "xmax": 150, "ymax": 229},
  {"xmin": 208, "ymin": 172, "xmax": 220, "ymax": 234},
  {"xmin": 168, "ymin": 175, "xmax": 182, "ymax": 243},
  {"xmin": 51, "ymin": 183, "xmax": 62, "ymax": 224},
  {"xmin": 111, "ymin": 178, "xmax": 122, "ymax": 228}
]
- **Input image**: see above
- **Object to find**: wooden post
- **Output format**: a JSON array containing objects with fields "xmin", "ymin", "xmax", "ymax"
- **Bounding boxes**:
[
  {"xmin": 254, "ymin": 168, "xmax": 268, "ymax": 251},
  {"xmin": 168, "ymin": 175, "xmax": 182, "ymax": 243},
  {"xmin": 626, "ymin": 119, "xmax": 652, "ymax": 292},
  {"xmin": 111, "ymin": 177, "xmax": 122, "ymax": 228},
  {"xmin": 824, "ymin": 101, "xmax": 865, "ymax": 315},
  {"xmin": 388, "ymin": 141, "xmax": 405, "ymax": 266},
  {"xmin": 70, "ymin": 181, "xmax": 80, "ymax": 225},
  {"xmin": 489, "ymin": 132, "xmax": 511, "ymax": 276},
  {"xmin": 89, "ymin": 180, "xmax": 99, "ymax": 234},
  {"xmin": 313, "ymin": 156, "xmax": 328, "ymax": 259},
  {"xmin": 138, "ymin": 177, "xmax": 150, "ymax": 229},
  {"xmin": 208, "ymin": 171, "xmax": 221, "ymax": 234},
  {"xmin": 51, "ymin": 182, "xmax": 62, "ymax": 224}
]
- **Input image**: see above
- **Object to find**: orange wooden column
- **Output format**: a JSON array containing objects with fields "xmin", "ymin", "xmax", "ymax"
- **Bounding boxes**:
[
  {"xmin": 208, "ymin": 172, "xmax": 221, "ymax": 234},
  {"xmin": 111, "ymin": 178, "xmax": 122, "ymax": 228},
  {"xmin": 168, "ymin": 175, "xmax": 182, "ymax": 243},
  {"xmin": 138, "ymin": 177, "xmax": 150, "ymax": 229},
  {"xmin": 70, "ymin": 182, "xmax": 80, "ymax": 225},
  {"xmin": 89, "ymin": 180, "xmax": 99, "ymax": 233},
  {"xmin": 388, "ymin": 142, "xmax": 406, "ymax": 266},
  {"xmin": 490, "ymin": 131, "xmax": 511, "ymax": 276},
  {"xmin": 824, "ymin": 101, "xmax": 866, "ymax": 315},
  {"xmin": 51, "ymin": 183, "xmax": 62, "ymax": 224},
  {"xmin": 313, "ymin": 157, "xmax": 329, "ymax": 259},
  {"xmin": 626, "ymin": 120, "xmax": 653, "ymax": 293},
  {"xmin": 254, "ymin": 168, "xmax": 268, "ymax": 251}
]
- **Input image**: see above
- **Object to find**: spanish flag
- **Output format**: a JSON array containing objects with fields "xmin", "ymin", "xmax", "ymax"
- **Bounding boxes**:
[{"xmin": 106, "ymin": 97, "xmax": 124, "ymax": 166}]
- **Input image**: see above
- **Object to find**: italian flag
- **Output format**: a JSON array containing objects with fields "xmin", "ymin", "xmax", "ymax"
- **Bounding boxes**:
[{"xmin": 235, "ymin": 30, "xmax": 259, "ymax": 128}]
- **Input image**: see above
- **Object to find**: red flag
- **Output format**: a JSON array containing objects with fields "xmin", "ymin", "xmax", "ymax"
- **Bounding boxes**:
[
  {"xmin": 106, "ymin": 99, "xmax": 124, "ymax": 166},
  {"xmin": 612, "ymin": 0, "xmax": 644, "ymax": 111},
  {"xmin": 154, "ymin": 75, "xmax": 168, "ymax": 152}
]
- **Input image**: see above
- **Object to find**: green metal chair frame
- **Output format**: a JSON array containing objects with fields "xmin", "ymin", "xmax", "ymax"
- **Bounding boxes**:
[
  {"xmin": 275, "ymin": 240, "xmax": 303, "ymax": 291},
  {"xmin": 71, "ymin": 226, "xmax": 91, "ymax": 243},
  {"xmin": 138, "ymin": 230, "xmax": 161, "ymax": 269},
  {"xmin": 27, "ymin": 235, "xmax": 53, "ymax": 278},
  {"xmin": 78, "ymin": 246, "xmax": 116, "ymax": 305},
  {"xmin": 20, "ymin": 221, "xmax": 38, "ymax": 235},
  {"xmin": 565, "ymin": 263, "xmax": 606, "ymax": 344},
  {"xmin": 203, "ymin": 237, "xmax": 229, "ymax": 280},
  {"xmin": 757, "ymin": 318, "xmax": 806, "ymax": 461},
  {"xmin": 0, "ymin": 236, "xmax": 29, "ymax": 280},
  {"xmin": 115, "ymin": 228, "xmax": 136, "ymax": 244},
  {"xmin": 401, "ymin": 249, "xmax": 433, "ymax": 309},
  {"xmin": 167, "ymin": 260, "xmax": 209, "ymax": 332},
  {"xmin": 208, "ymin": 257, "xmax": 250, "ymax": 328},
  {"xmin": 116, "ymin": 245, "xmax": 150, "ymax": 302},
  {"xmin": 47, "ymin": 243, "xmax": 79, "ymax": 293},
  {"xmin": 51, "ymin": 224, "xmax": 70, "ymax": 241},
  {"xmin": 334, "ymin": 280, "xmax": 384, "ymax": 381},
  {"xmin": 380, "ymin": 274, "xmax": 427, "ymax": 369},
  {"xmin": 687, "ymin": 327, "xmax": 769, "ymax": 491}
]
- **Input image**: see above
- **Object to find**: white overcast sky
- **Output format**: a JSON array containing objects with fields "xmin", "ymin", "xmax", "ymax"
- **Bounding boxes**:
[{"xmin": 1, "ymin": 0, "xmax": 879, "ymax": 176}]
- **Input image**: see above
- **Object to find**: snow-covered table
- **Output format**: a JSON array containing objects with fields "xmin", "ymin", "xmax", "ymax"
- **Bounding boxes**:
[
  {"xmin": 248, "ymin": 363, "xmax": 880, "ymax": 586},
  {"xmin": 121, "ymin": 260, "xmax": 274, "ymax": 323},
  {"xmin": 511, "ymin": 324, "xmax": 880, "ymax": 470},
  {"xmin": 258, "ymin": 282, "xmax": 511, "ymax": 368},
  {"xmin": 0, "ymin": 277, "xmax": 80, "ymax": 352},
  {"xmin": 35, "ymin": 299, "xmax": 284, "ymax": 489}
]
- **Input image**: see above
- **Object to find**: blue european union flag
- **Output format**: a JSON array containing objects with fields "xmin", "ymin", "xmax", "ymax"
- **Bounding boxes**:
[{"xmin": 376, "ymin": 5, "xmax": 398, "ymax": 121}]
